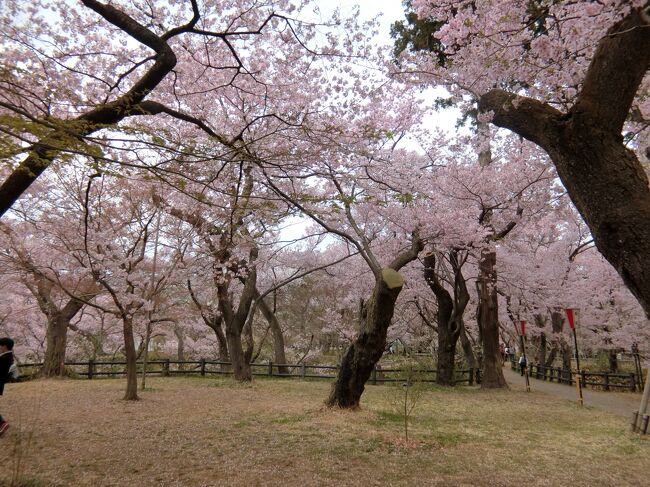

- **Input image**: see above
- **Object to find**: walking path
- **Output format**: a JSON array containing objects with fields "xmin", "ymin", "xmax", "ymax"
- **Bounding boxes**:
[{"xmin": 503, "ymin": 366, "xmax": 641, "ymax": 417}]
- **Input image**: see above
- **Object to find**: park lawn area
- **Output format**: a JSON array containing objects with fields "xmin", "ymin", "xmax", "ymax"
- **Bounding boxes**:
[{"xmin": 1, "ymin": 376, "xmax": 648, "ymax": 487}]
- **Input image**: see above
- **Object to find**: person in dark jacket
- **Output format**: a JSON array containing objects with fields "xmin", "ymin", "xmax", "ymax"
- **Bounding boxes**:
[{"xmin": 0, "ymin": 336, "xmax": 15, "ymax": 436}]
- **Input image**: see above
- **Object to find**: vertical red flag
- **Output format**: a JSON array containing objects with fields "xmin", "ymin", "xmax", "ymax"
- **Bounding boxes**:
[
  {"xmin": 566, "ymin": 308, "xmax": 576, "ymax": 330},
  {"xmin": 520, "ymin": 320, "xmax": 526, "ymax": 336}
]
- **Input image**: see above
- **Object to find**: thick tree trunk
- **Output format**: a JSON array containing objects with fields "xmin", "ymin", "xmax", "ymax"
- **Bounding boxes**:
[
  {"xmin": 476, "ymin": 250, "xmax": 507, "ymax": 388},
  {"xmin": 327, "ymin": 269, "xmax": 405, "ymax": 408},
  {"xmin": 32, "ymin": 281, "xmax": 88, "ymax": 378},
  {"xmin": 123, "ymin": 316, "xmax": 139, "ymax": 400},
  {"xmin": 479, "ymin": 8, "xmax": 650, "ymax": 317},
  {"xmin": 257, "ymin": 292, "xmax": 289, "ymax": 375},
  {"xmin": 226, "ymin": 325, "xmax": 252, "ymax": 381},
  {"xmin": 41, "ymin": 316, "xmax": 69, "ymax": 377},
  {"xmin": 437, "ymin": 330, "xmax": 457, "ymax": 385}
]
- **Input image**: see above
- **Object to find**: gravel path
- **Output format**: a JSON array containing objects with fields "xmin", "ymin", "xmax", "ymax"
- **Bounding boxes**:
[{"xmin": 503, "ymin": 366, "xmax": 643, "ymax": 418}]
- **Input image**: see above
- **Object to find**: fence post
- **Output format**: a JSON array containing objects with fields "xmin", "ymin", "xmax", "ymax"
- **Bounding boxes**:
[
  {"xmin": 87, "ymin": 359, "xmax": 94, "ymax": 380},
  {"xmin": 268, "ymin": 360, "xmax": 273, "ymax": 377},
  {"xmin": 476, "ymin": 368, "xmax": 482, "ymax": 385},
  {"xmin": 163, "ymin": 359, "xmax": 170, "ymax": 377},
  {"xmin": 372, "ymin": 365, "xmax": 377, "ymax": 385},
  {"xmin": 200, "ymin": 358, "xmax": 206, "ymax": 376},
  {"xmin": 630, "ymin": 373, "xmax": 636, "ymax": 392},
  {"xmin": 468, "ymin": 368, "xmax": 474, "ymax": 385},
  {"xmin": 301, "ymin": 363, "xmax": 306, "ymax": 379},
  {"xmin": 603, "ymin": 372, "xmax": 609, "ymax": 391}
]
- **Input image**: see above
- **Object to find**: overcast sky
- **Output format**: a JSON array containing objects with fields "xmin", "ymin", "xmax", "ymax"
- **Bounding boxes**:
[{"xmin": 322, "ymin": 0, "xmax": 407, "ymax": 42}]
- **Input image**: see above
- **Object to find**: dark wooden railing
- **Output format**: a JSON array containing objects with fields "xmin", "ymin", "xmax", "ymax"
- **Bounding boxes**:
[
  {"xmin": 510, "ymin": 360, "xmax": 643, "ymax": 392},
  {"xmin": 16, "ymin": 359, "xmax": 481, "ymax": 386}
]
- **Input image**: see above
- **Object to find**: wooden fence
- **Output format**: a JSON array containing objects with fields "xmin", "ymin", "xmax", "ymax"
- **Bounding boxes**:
[
  {"xmin": 17, "ymin": 359, "xmax": 480, "ymax": 386},
  {"xmin": 510, "ymin": 360, "xmax": 643, "ymax": 392}
]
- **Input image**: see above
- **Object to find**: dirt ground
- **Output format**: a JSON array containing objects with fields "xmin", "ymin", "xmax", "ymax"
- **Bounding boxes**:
[{"xmin": 1, "ymin": 376, "xmax": 649, "ymax": 487}]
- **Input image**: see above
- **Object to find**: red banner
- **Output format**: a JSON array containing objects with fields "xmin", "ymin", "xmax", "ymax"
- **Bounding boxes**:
[
  {"xmin": 520, "ymin": 320, "xmax": 526, "ymax": 336},
  {"xmin": 566, "ymin": 308, "xmax": 576, "ymax": 329}
]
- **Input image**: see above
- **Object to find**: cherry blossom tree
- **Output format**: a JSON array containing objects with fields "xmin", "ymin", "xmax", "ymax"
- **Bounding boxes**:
[{"xmin": 399, "ymin": 1, "xmax": 650, "ymax": 317}]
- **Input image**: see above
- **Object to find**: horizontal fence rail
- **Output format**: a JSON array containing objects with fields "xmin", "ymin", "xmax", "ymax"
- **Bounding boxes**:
[
  {"xmin": 16, "ymin": 359, "xmax": 481, "ymax": 386},
  {"xmin": 510, "ymin": 360, "xmax": 644, "ymax": 392}
]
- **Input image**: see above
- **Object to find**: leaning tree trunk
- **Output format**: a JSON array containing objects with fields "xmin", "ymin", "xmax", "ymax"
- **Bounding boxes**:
[
  {"xmin": 257, "ymin": 292, "xmax": 289, "ymax": 375},
  {"xmin": 215, "ymin": 330, "xmax": 230, "ymax": 373},
  {"xmin": 123, "ymin": 316, "xmax": 139, "ymax": 401},
  {"xmin": 208, "ymin": 317, "xmax": 230, "ymax": 372},
  {"xmin": 476, "ymin": 250, "xmax": 507, "ymax": 388},
  {"xmin": 459, "ymin": 325, "xmax": 478, "ymax": 369},
  {"xmin": 327, "ymin": 269, "xmax": 406, "ymax": 408}
]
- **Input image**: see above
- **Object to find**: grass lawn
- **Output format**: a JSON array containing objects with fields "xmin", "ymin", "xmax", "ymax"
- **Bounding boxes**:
[{"xmin": 0, "ymin": 376, "xmax": 648, "ymax": 486}]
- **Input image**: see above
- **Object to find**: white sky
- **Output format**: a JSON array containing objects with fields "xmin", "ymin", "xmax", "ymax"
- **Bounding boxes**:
[
  {"xmin": 316, "ymin": 1, "xmax": 409, "ymax": 44},
  {"xmin": 338, "ymin": 0, "xmax": 408, "ymax": 33}
]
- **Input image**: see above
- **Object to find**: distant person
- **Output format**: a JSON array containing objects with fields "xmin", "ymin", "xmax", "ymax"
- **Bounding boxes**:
[
  {"xmin": 518, "ymin": 354, "xmax": 527, "ymax": 377},
  {"xmin": 0, "ymin": 337, "xmax": 15, "ymax": 436},
  {"xmin": 504, "ymin": 347, "xmax": 510, "ymax": 363}
]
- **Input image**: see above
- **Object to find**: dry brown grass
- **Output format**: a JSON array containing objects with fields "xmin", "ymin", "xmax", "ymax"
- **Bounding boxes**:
[{"xmin": 0, "ymin": 376, "xmax": 648, "ymax": 487}]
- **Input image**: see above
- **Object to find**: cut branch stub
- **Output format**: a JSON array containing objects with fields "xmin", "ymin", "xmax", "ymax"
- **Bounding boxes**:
[{"xmin": 381, "ymin": 268, "xmax": 404, "ymax": 290}]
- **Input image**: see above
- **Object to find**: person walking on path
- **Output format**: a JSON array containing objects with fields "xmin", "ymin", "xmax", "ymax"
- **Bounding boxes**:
[
  {"xmin": 518, "ymin": 353, "xmax": 527, "ymax": 377},
  {"xmin": 0, "ymin": 337, "xmax": 15, "ymax": 436}
]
